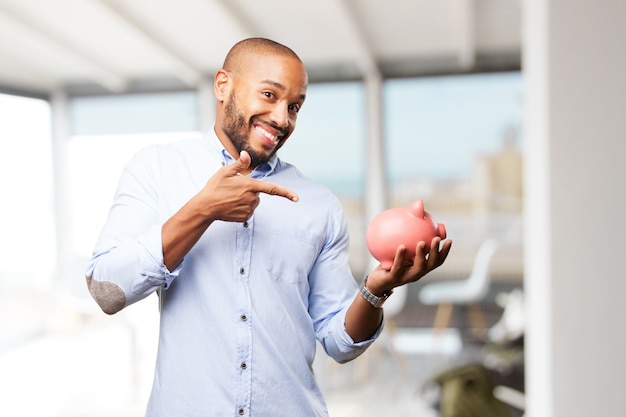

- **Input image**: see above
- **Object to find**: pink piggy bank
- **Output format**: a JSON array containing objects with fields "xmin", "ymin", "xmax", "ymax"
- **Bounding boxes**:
[{"xmin": 366, "ymin": 200, "xmax": 447, "ymax": 269}]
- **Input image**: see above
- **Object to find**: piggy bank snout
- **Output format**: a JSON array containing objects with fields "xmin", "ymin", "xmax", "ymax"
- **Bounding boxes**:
[{"xmin": 437, "ymin": 223, "xmax": 447, "ymax": 240}]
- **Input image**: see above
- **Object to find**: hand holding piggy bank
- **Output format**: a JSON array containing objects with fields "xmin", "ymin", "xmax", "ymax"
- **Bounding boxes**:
[{"xmin": 366, "ymin": 200, "xmax": 447, "ymax": 269}]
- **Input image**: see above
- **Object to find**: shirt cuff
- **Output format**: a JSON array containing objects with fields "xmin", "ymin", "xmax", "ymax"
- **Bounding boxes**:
[
  {"xmin": 324, "ymin": 308, "xmax": 385, "ymax": 363},
  {"xmin": 341, "ymin": 312, "xmax": 385, "ymax": 347}
]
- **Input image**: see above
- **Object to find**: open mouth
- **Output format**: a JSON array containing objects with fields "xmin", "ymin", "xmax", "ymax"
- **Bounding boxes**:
[
  {"xmin": 254, "ymin": 124, "xmax": 285, "ymax": 148},
  {"xmin": 255, "ymin": 125, "xmax": 278, "ymax": 143}
]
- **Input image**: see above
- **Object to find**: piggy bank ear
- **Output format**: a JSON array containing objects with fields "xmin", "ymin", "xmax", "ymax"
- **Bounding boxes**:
[{"xmin": 409, "ymin": 200, "xmax": 425, "ymax": 217}]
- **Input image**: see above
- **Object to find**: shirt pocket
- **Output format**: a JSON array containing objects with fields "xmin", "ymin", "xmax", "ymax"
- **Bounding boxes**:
[{"xmin": 266, "ymin": 225, "xmax": 318, "ymax": 284}]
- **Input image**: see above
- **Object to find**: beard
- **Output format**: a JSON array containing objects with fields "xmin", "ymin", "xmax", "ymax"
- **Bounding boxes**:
[{"xmin": 222, "ymin": 91, "xmax": 282, "ymax": 167}]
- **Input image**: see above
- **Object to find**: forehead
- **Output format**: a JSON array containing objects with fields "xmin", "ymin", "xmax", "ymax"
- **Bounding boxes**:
[{"xmin": 238, "ymin": 53, "xmax": 308, "ymax": 97}]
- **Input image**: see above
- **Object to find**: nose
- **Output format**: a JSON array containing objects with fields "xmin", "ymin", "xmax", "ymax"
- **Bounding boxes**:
[{"xmin": 269, "ymin": 101, "xmax": 289, "ymax": 128}]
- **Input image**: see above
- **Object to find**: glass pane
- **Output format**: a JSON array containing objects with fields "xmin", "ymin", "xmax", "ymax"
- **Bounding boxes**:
[
  {"xmin": 385, "ymin": 72, "xmax": 523, "ymax": 183},
  {"xmin": 0, "ymin": 93, "xmax": 54, "ymax": 357},
  {"xmin": 0, "ymin": 94, "xmax": 54, "ymax": 290},
  {"xmin": 70, "ymin": 91, "xmax": 199, "ymax": 135}
]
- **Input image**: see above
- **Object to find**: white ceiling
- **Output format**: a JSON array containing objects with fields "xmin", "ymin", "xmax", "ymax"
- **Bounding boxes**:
[{"xmin": 0, "ymin": 0, "xmax": 522, "ymax": 97}]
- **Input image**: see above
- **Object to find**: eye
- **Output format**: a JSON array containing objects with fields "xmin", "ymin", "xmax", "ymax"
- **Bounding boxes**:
[
  {"xmin": 288, "ymin": 103, "xmax": 301, "ymax": 113},
  {"xmin": 263, "ymin": 91, "xmax": 275, "ymax": 100}
]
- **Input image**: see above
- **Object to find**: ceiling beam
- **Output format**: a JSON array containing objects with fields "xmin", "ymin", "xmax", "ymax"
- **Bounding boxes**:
[
  {"xmin": 211, "ymin": 0, "xmax": 260, "ymax": 37},
  {"xmin": 332, "ymin": 0, "xmax": 380, "ymax": 78},
  {"xmin": 458, "ymin": 0, "xmax": 477, "ymax": 69},
  {"xmin": 0, "ymin": 83, "xmax": 50, "ymax": 100},
  {"xmin": 0, "ymin": 3, "xmax": 127, "ymax": 93},
  {"xmin": 96, "ymin": 0, "xmax": 205, "ymax": 88}
]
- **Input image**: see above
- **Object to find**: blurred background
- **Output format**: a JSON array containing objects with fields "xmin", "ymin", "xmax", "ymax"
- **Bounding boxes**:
[{"xmin": 0, "ymin": 1, "xmax": 624, "ymax": 416}]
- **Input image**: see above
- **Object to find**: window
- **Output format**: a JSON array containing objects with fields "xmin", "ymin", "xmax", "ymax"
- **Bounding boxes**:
[
  {"xmin": 0, "ymin": 93, "xmax": 54, "ymax": 354},
  {"xmin": 384, "ymin": 72, "xmax": 524, "ymax": 281},
  {"xmin": 0, "ymin": 93, "xmax": 54, "ymax": 290}
]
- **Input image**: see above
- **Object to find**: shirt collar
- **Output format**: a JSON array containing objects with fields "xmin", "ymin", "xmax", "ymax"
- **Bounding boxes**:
[{"xmin": 206, "ymin": 126, "xmax": 278, "ymax": 179}]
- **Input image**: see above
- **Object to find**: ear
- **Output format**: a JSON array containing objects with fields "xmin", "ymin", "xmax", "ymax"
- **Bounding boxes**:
[
  {"xmin": 214, "ymin": 69, "xmax": 230, "ymax": 101},
  {"xmin": 409, "ymin": 200, "xmax": 425, "ymax": 218}
]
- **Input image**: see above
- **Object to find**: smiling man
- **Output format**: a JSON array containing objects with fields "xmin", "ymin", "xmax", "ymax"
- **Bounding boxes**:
[
  {"xmin": 217, "ymin": 42, "xmax": 307, "ymax": 171},
  {"xmin": 86, "ymin": 38, "xmax": 452, "ymax": 417}
]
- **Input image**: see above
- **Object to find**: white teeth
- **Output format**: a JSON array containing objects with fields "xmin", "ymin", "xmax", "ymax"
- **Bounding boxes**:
[{"xmin": 255, "ymin": 126, "xmax": 278, "ymax": 143}]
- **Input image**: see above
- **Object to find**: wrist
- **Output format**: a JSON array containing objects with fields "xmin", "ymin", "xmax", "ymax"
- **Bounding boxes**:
[
  {"xmin": 360, "ymin": 276, "xmax": 393, "ymax": 308},
  {"xmin": 363, "ymin": 275, "xmax": 388, "ymax": 297}
]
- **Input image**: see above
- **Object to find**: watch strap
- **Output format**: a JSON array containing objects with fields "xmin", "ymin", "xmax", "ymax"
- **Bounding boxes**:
[{"xmin": 360, "ymin": 276, "xmax": 393, "ymax": 308}]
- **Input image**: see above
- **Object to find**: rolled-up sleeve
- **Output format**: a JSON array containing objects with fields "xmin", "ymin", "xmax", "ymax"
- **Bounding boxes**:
[
  {"xmin": 321, "ymin": 306, "xmax": 384, "ymax": 363},
  {"xmin": 310, "ymin": 196, "xmax": 383, "ymax": 363}
]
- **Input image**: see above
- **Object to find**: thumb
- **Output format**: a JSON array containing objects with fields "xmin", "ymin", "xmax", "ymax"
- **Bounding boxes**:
[{"xmin": 226, "ymin": 150, "xmax": 251, "ymax": 175}]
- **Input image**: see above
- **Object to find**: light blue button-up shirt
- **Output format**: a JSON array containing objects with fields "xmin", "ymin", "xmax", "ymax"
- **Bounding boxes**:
[{"xmin": 86, "ymin": 130, "xmax": 382, "ymax": 417}]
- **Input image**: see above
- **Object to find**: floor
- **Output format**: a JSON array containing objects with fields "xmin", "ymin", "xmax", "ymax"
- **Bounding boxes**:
[{"xmin": 0, "ymin": 286, "xmax": 522, "ymax": 417}]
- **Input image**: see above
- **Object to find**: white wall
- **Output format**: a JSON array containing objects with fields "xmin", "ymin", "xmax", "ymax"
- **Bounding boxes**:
[{"xmin": 524, "ymin": 1, "xmax": 626, "ymax": 416}]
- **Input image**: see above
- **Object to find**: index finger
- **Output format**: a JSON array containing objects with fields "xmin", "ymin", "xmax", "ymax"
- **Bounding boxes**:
[{"xmin": 253, "ymin": 180, "xmax": 299, "ymax": 202}]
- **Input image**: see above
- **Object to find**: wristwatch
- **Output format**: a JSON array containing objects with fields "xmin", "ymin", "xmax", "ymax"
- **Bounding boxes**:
[{"xmin": 360, "ymin": 276, "xmax": 393, "ymax": 308}]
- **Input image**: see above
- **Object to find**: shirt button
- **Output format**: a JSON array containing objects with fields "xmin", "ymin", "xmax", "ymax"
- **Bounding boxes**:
[
  {"xmin": 240, "ymin": 314, "xmax": 247, "ymax": 321},
  {"xmin": 239, "ymin": 267, "xmax": 245, "ymax": 274},
  {"xmin": 243, "ymin": 221, "xmax": 249, "ymax": 228},
  {"xmin": 238, "ymin": 409, "xmax": 245, "ymax": 415},
  {"xmin": 240, "ymin": 362, "xmax": 247, "ymax": 369}
]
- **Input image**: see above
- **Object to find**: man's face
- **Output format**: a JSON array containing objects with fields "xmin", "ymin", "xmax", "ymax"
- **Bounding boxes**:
[{"xmin": 219, "ymin": 55, "xmax": 308, "ymax": 167}]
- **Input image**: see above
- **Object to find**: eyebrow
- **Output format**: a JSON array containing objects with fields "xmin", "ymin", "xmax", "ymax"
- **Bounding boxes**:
[
  {"xmin": 261, "ymin": 79, "xmax": 285, "ymax": 90},
  {"xmin": 261, "ymin": 79, "xmax": 306, "ymax": 101}
]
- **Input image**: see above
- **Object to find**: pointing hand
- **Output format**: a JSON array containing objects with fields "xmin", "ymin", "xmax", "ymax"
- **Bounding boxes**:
[{"xmin": 199, "ymin": 151, "xmax": 299, "ymax": 223}]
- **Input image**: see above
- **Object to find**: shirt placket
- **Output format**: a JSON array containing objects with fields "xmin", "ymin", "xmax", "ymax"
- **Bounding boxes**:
[{"xmin": 234, "ymin": 217, "xmax": 253, "ymax": 416}]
